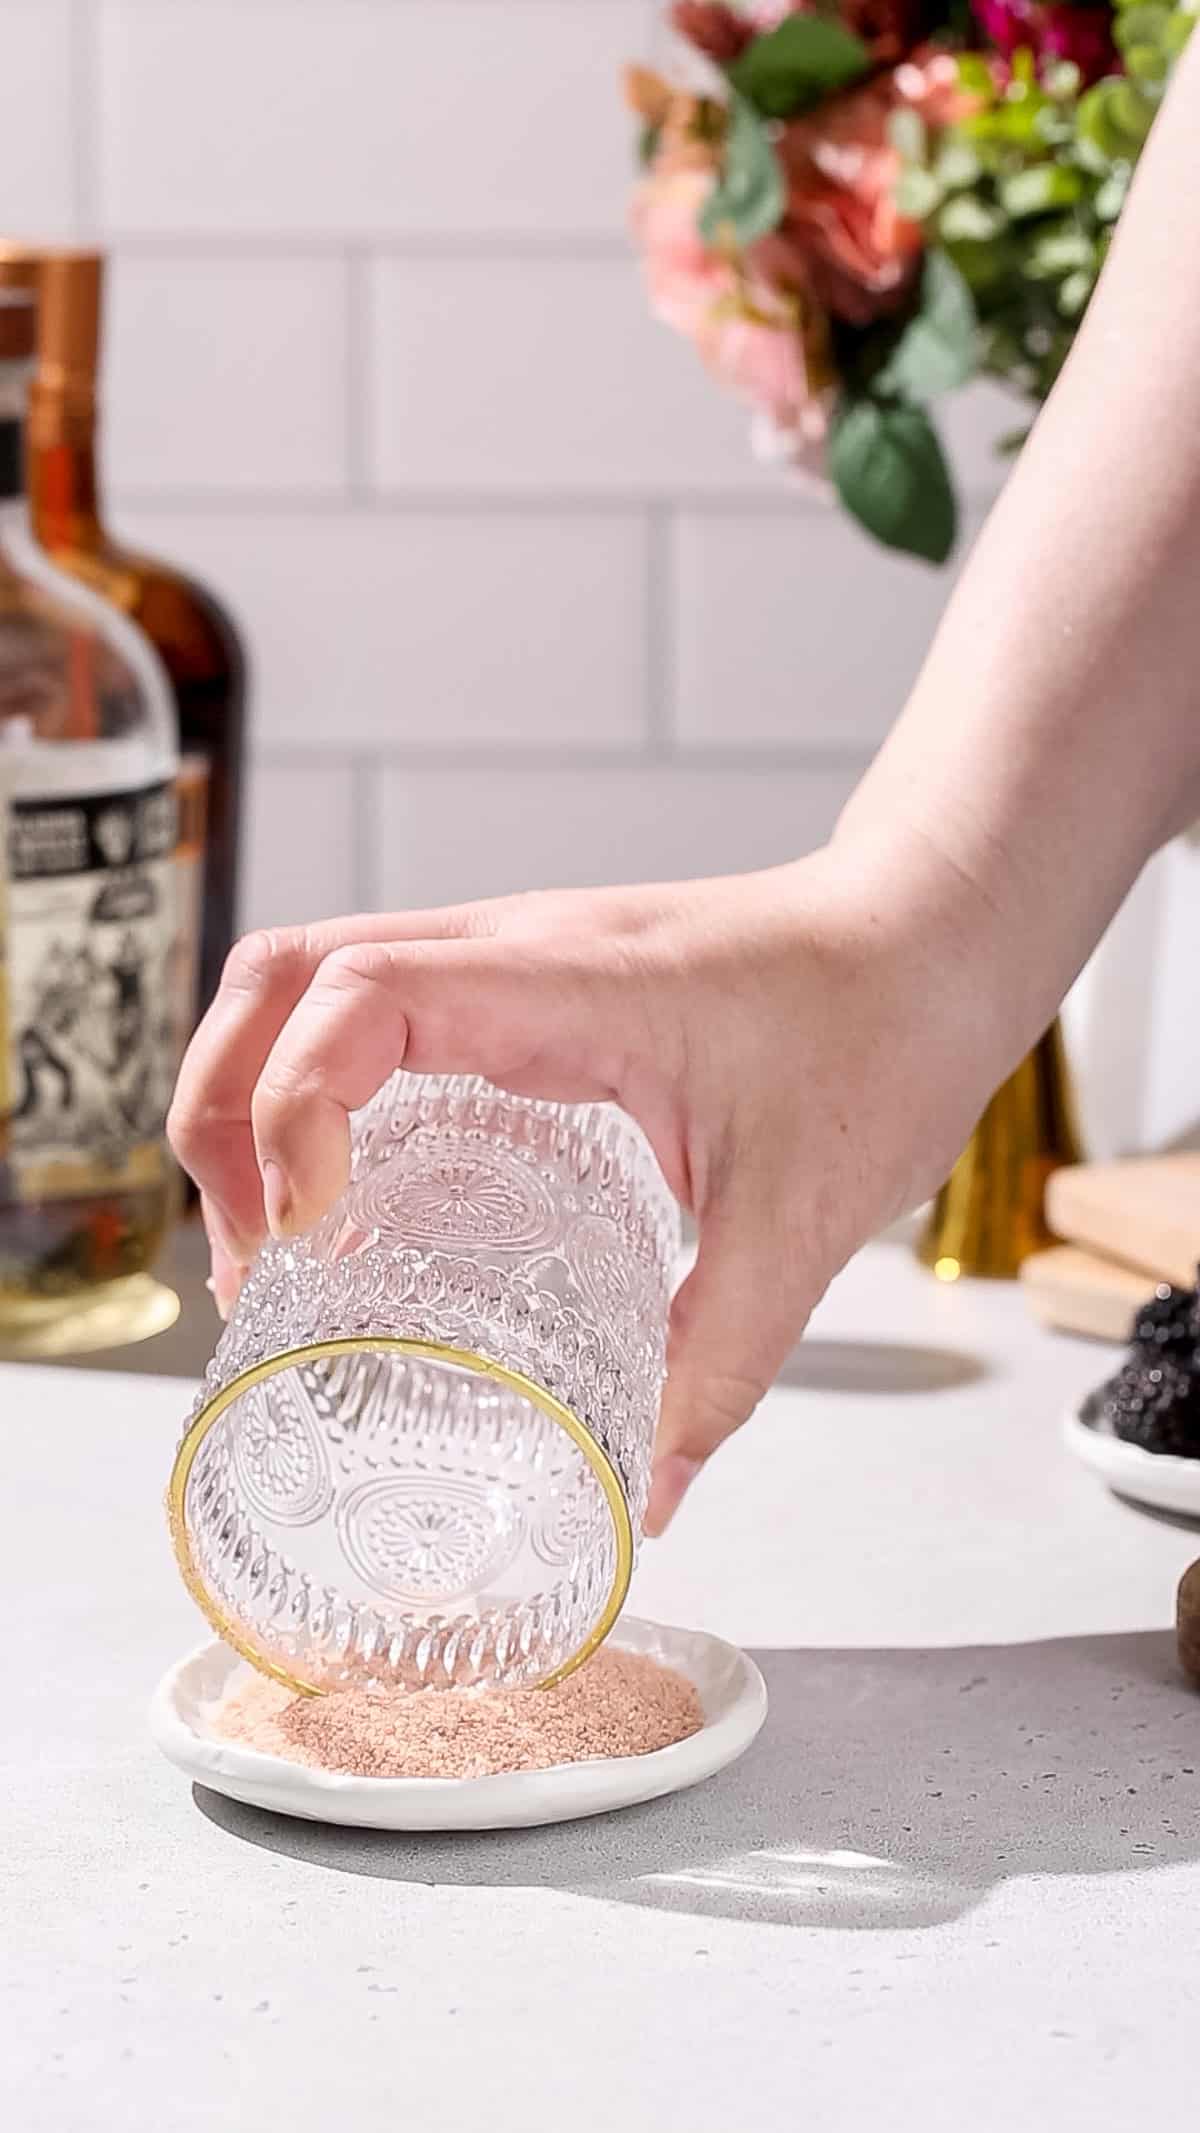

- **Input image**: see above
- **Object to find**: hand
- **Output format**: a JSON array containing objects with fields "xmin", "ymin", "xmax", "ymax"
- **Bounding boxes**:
[{"xmin": 168, "ymin": 845, "xmax": 998, "ymax": 1531}]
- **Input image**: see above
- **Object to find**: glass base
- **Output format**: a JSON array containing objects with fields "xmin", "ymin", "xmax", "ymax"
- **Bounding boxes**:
[{"xmin": 0, "ymin": 1274, "xmax": 181, "ymax": 1360}]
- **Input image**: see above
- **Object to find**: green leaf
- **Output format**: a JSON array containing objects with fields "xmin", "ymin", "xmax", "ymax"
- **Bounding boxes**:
[
  {"xmin": 1114, "ymin": 5, "xmax": 1172, "ymax": 53},
  {"xmin": 1000, "ymin": 162, "xmax": 1086, "ymax": 218},
  {"xmin": 995, "ymin": 426, "xmax": 1032, "ymax": 456},
  {"xmin": 956, "ymin": 53, "xmax": 995, "ymax": 98},
  {"xmin": 698, "ymin": 95, "xmax": 785, "ymax": 247},
  {"xmin": 1077, "ymin": 77, "xmax": 1156, "ymax": 159},
  {"xmin": 637, "ymin": 120, "xmax": 662, "ymax": 169},
  {"xmin": 876, "ymin": 251, "xmax": 978, "ymax": 404},
  {"xmin": 829, "ymin": 398, "xmax": 958, "ymax": 563},
  {"xmin": 727, "ymin": 15, "xmax": 870, "ymax": 120}
]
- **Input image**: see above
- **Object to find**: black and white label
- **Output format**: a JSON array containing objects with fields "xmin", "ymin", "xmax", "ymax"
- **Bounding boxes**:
[{"xmin": 4, "ymin": 781, "xmax": 177, "ymax": 1200}]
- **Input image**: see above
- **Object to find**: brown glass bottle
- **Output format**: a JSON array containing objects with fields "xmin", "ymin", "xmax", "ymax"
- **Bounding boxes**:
[
  {"xmin": 0, "ymin": 288, "xmax": 179, "ymax": 1358},
  {"xmin": 0, "ymin": 248, "xmax": 246, "ymax": 1042}
]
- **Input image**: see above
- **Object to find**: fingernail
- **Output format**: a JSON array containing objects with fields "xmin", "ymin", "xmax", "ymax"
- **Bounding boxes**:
[
  {"xmin": 645, "ymin": 1453, "xmax": 703, "ymax": 1537},
  {"xmin": 261, "ymin": 1159, "xmax": 293, "ymax": 1240}
]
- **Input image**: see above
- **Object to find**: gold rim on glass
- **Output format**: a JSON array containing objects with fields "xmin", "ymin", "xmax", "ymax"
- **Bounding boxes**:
[{"xmin": 167, "ymin": 1335, "xmax": 634, "ymax": 1699}]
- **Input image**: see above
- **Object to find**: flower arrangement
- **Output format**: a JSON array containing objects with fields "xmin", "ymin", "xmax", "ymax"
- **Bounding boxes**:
[{"xmin": 626, "ymin": 1, "xmax": 1194, "ymax": 559}]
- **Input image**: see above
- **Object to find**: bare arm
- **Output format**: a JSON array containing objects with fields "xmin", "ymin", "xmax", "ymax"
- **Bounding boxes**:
[
  {"xmin": 170, "ymin": 42, "xmax": 1200, "ymax": 1532},
  {"xmin": 841, "ymin": 26, "xmax": 1200, "ymax": 1056}
]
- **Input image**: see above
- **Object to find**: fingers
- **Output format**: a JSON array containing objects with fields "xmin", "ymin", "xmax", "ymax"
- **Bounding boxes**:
[
  {"xmin": 250, "ymin": 936, "xmax": 618, "ymax": 1239},
  {"xmin": 202, "ymin": 1195, "xmax": 246, "ymax": 1322},
  {"xmin": 645, "ymin": 1193, "xmax": 822, "ymax": 1535},
  {"xmin": 168, "ymin": 908, "xmax": 493, "ymax": 1255}
]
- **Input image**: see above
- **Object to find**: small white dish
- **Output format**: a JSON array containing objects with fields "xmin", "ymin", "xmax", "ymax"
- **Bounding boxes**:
[
  {"xmin": 149, "ymin": 1615, "xmax": 767, "ymax": 1831},
  {"xmin": 1064, "ymin": 1405, "xmax": 1200, "ymax": 1519}
]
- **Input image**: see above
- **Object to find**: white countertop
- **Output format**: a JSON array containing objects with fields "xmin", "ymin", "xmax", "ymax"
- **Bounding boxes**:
[{"xmin": 6, "ymin": 1239, "xmax": 1200, "ymax": 2133}]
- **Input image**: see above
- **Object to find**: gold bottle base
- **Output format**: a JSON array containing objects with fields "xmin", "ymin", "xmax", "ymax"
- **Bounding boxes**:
[
  {"xmin": 918, "ymin": 1018, "xmax": 1083, "ymax": 1282},
  {"xmin": 0, "ymin": 1273, "xmax": 180, "ymax": 1360}
]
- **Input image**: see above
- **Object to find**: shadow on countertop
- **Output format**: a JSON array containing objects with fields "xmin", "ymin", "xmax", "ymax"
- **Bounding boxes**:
[
  {"xmin": 776, "ymin": 1338, "xmax": 987, "ymax": 1397},
  {"xmin": 195, "ymin": 1628, "xmax": 1199, "ymax": 1933}
]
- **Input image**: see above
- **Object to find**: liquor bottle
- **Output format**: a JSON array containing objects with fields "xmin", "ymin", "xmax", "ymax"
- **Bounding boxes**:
[
  {"xmin": 0, "ymin": 287, "xmax": 180, "ymax": 1357},
  {"xmin": 0, "ymin": 247, "xmax": 246, "ymax": 1051}
]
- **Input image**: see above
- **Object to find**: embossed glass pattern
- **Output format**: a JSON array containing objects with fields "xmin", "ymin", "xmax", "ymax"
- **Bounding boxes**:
[{"xmin": 169, "ymin": 1074, "xmax": 679, "ymax": 1692}]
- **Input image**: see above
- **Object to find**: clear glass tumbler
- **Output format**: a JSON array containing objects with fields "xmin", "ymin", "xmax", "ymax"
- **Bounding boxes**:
[{"xmin": 168, "ymin": 1073, "xmax": 679, "ymax": 1694}]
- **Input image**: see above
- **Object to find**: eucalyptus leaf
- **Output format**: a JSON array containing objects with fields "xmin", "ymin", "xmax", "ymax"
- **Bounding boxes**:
[
  {"xmin": 727, "ymin": 15, "xmax": 870, "ymax": 120},
  {"xmin": 876, "ymin": 251, "xmax": 978, "ymax": 404},
  {"xmin": 829, "ymin": 398, "xmax": 958, "ymax": 564},
  {"xmin": 698, "ymin": 95, "xmax": 785, "ymax": 247}
]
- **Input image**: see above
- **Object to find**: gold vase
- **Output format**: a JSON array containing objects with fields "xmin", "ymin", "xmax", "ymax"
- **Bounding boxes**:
[{"xmin": 918, "ymin": 1018, "xmax": 1083, "ymax": 1281}]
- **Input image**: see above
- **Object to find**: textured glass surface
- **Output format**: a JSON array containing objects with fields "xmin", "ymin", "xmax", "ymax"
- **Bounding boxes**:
[{"xmin": 176, "ymin": 1074, "xmax": 679, "ymax": 1689}]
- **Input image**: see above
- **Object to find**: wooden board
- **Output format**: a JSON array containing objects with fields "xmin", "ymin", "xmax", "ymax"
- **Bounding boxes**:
[
  {"xmin": 1044, "ymin": 1154, "xmax": 1200, "ymax": 1289},
  {"xmin": 1019, "ymin": 1243, "xmax": 1155, "ymax": 1343}
]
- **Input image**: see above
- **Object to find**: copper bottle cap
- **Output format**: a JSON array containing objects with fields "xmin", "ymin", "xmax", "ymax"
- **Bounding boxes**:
[
  {"xmin": 0, "ymin": 286, "xmax": 36, "ymax": 363},
  {"xmin": 0, "ymin": 246, "xmax": 102, "ymax": 406}
]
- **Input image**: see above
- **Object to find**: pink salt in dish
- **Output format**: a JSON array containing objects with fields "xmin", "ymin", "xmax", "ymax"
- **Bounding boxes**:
[{"xmin": 216, "ymin": 1646, "xmax": 704, "ymax": 1781}]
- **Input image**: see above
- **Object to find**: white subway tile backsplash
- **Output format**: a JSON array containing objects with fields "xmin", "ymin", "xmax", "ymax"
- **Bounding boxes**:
[
  {"xmin": 368, "ymin": 763, "xmax": 858, "ymax": 911},
  {"xmin": 103, "ymin": 256, "xmax": 349, "ymax": 495},
  {"xmin": 242, "ymin": 762, "xmax": 357, "ymax": 929},
  {"xmin": 0, "ymin": 2, "xmax": 75, "ymax": 238},
  {"xmin": 671, "ymin": 510, "xmax": 979, "ymax": 753},
  {"xmin": 97, "ymin": 1, "xmax": 645, "ymax": 239},
  {"xmin": 367, "ymin": 256, "xmax": 761, "ymax": 497},
  {"xmin": 116, "ymin": 510, "xmax": 651, "ymax": 754}
]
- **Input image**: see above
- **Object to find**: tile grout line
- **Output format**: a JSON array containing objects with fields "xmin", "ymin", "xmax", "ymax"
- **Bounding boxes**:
[
  {"xmin": 110, "ymin": 486, "xmax": 1004, "ymax": 519},
  {"xmin": 104, "ymin": 232, "xmax": 635, "ymax": 262},
  {"xmin": 250, "ymin": 744, "xmax": 874, "ymax": 777}
]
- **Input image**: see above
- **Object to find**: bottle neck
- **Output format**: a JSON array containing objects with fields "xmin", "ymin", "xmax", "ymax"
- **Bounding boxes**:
[{"xmin": 24, "ymin": 389, "xmax": 103, "ymax": 548}]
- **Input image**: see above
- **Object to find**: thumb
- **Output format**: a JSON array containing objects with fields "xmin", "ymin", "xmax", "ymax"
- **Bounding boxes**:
[{"xmin": 644, "ymin": 1196, "xmax": 819, "ymax": 1536}]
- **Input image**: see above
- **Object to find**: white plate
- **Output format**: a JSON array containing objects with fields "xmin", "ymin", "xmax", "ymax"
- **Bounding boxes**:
[
  {"xmin": 1064, "ymin": 1406, "xmax": 1200, "ymax": 1518},
  {"xmin": 148, "ymin": 1616, "xmax": 767, "ymax": 1831}
]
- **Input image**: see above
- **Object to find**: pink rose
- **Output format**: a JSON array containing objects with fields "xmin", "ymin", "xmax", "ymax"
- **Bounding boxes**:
[
  {"xmin": 632, "ymin": 166, "xmax": 735, "ymax": 336},
  {"xmin": 704, "ymin": 286, "xmax": 825, "ymax": 434}
]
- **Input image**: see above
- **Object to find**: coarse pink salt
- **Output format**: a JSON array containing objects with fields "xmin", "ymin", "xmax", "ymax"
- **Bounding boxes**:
[{"xmin": 215, "ymin": 1646, "xmax": 703, "ymax": 1780}]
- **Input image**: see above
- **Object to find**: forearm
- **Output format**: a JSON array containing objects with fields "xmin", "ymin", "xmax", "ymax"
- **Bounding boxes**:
[{"xmin": 837, "ymin": 30, "xmax": 1200, "ymax": 1057}]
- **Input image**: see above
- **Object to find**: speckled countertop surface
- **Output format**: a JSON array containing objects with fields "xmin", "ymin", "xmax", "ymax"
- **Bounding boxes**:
[{"xmin": 6, "ymin": 1239, "xmax": 1200, "ymax": 2133}]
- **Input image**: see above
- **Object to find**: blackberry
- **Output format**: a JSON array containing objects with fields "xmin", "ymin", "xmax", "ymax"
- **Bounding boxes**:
[
  {"xmin": 1089, "ymin": 1355, "xmax": 1200, "ymax": 1458},
  {"xmin": 1131, "ymin": 1282, "xmax": 1196, "ymax": 1354}
]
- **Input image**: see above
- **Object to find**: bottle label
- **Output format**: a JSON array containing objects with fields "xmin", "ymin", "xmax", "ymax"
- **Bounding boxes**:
[
  {"xmin": 3, "ymin": 780, "xmax": 177, "ymax": 1202},
  {"xmin": 172, "ymin": 753, "xmax": 209, "ymax": 1072}
]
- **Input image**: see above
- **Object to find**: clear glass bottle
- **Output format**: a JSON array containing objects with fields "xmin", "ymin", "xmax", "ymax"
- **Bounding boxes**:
[
  {"xmin": 0, "ymin": 288, "xmax": 180, "ymax": 1357},
  {"xmin": 0, "ymin": 246, "xmax": 248, "ymax": 1049}
]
